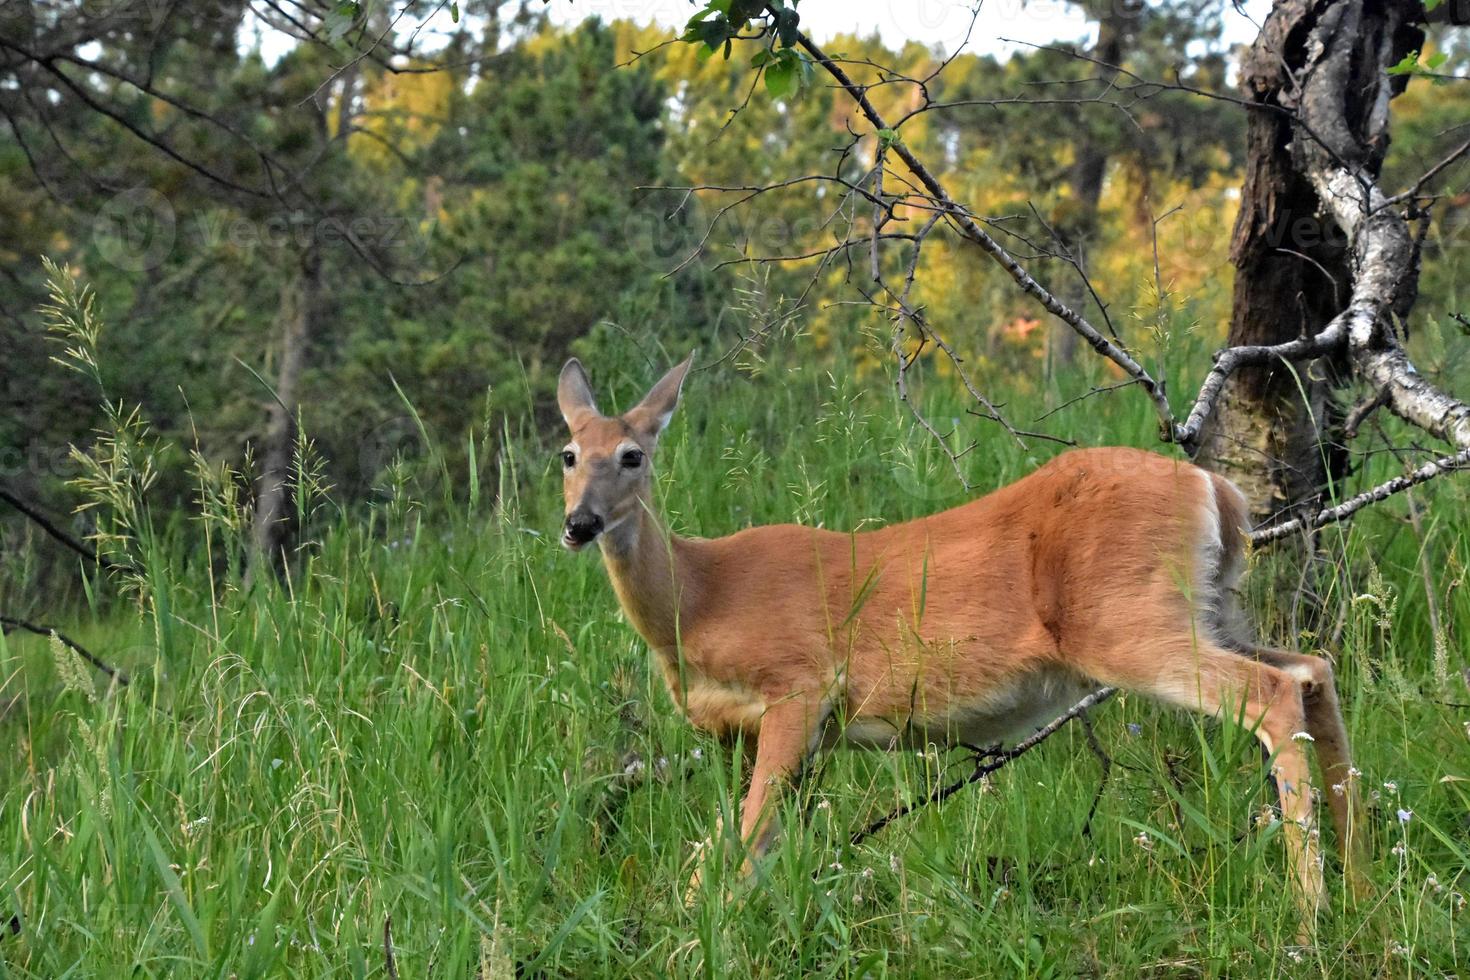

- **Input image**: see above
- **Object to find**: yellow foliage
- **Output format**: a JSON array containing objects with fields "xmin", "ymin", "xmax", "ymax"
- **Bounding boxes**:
[{"xmin": 348, "ymin": 65, "xmax": 454, "ymax": 167}]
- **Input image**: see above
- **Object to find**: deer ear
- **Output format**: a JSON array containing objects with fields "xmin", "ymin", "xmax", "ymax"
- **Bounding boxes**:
[
  {"xmin": 557, "ymin": 358, "xmax": 599, "ymax": 428},
  {"xmin": 626, "ymin": 350, "xmax": 696, "ymax": 441}
]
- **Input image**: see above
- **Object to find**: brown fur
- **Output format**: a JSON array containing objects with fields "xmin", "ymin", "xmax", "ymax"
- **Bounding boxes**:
[{"xmin": 556, "ymin": 355, "xmax": 1367, "ymax": 934}]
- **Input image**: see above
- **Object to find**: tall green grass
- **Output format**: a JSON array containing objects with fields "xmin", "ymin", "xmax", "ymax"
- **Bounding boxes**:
[{"xmin": 3, "ymin": 294, "xmax": 1469, "ymax": 976}]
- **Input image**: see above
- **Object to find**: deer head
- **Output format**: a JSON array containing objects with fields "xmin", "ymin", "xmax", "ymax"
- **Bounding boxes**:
[{"xmin": 556, "ymin": 352, "xmax": 695, "ymax": 550}]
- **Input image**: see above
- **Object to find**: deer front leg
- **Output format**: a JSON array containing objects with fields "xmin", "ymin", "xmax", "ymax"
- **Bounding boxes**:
[
  {"xmin": 685, "ymin": 696, "xmax": 822, "ymax": 904},
  {"xmin": 738, "ymin": 698, "xmax": 821, "ymax": 867}
]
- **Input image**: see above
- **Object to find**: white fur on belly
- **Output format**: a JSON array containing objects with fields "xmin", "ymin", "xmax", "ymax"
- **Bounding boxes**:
[{"xmin": 834, "ymin": 669, "xmax": 1096, "ymax": 749}]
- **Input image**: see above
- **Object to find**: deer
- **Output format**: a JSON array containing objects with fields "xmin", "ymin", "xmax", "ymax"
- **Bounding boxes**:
[{"xmin": 555, "ymin": 352, "xmax": 1367, "ymax": 935}]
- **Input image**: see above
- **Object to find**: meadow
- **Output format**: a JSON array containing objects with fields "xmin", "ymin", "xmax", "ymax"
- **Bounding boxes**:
[{"xmin": 3, "ymin": 324, "xmax": 1469, "ymax": 978}]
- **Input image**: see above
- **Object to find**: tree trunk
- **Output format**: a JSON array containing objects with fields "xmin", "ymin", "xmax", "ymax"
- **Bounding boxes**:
[
  {"xmin": 1050, "ymin": 5, "xmax": 1134, "ymax": 371},
  {"xmin": 1196, "ymin": 0, "xmax": 1419, "ymax": 526},
  {"xmin": 1194, "ymin": 92, "xmax": 1351, "ymax": 526},
  {"xmin": 249, "ymin": 246, "xmax": 320, "ymax": 580}
]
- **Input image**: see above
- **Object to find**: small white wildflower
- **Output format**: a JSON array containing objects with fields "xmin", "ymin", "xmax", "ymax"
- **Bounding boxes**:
[
  {"xmin": 1331, "ymin": 783, "xmax": 1345, "ymax": 796},
  {"xmin": 1383, "ymin": 781, "xmax": 1398, "ymax": 794},
  {"xmin": 1396, "ymin": 808, "xmax": 1413, "ymax": 824},
  {"xmin": 853, "ymin": 892, "xmax": 864, "ymax": 905},
  {"xmin": 1347, "ymin": 766, "xmax": 1363, "ymax": 780},
  {"xmin": 690, "ymin": 748, "xmax": 703, "ymax": 761},
  {"xmin": 1390, "ymin": 943, "xmax": 1410, "ymax": 957},
  {"xmin": 828, "ymin": 861, "xmax": 843, "ymax": 872},
  {"xmin": 1285, "ymin": 947, "xmax": 1304, "ymax": 963},
  {"xmin": 1452, "ymin": 892, "xmax": 1466, "ymax": 912},
  {"xmin": 623, "ymin": 758, "xmax": 645, "ymax": 777},
  {"xmin": 889, "ymin": 853, "xmax": 902, "ymax": 873},
  {"xmin": 815, "ymin": 798, "xmax": 831, "ymax": 811},
  {"xmin": 1291, "ymin": 731, "xmax": 1314, "ymax": 742},
  {"xmin": 1391, "ymin": 841, "xmax": 1407, "ymax": 858},
  {"xmin": 860, "ymin": 867, "xmax": 873, "ymax": 879},
  {"xmin": 1426, "ymin": 875, "xmax": 1442, "ymax": 893},
  {"xmin": 1134, "ymin": 831, "xmax": 1153, "ymax": 851}
]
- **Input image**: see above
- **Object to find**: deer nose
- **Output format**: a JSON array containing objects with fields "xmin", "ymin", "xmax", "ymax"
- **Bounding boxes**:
[{"xmin": 563, "ymin": 510, "xmax": 604, "ymax": 545}]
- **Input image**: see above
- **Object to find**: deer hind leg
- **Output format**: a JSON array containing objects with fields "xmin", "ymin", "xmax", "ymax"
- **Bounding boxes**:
[
  {"xmin": 1081, "ymin": 637, "xmax": 1324, "ymax": 932},
  {"xmin": 1242, "ymin": 646, "xmax": 1368, "ymax": 898}
]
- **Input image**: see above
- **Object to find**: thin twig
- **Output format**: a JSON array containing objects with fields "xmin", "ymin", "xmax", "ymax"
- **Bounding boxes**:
[
  {"xmin": 0, "ymin": 485, "xmax": 130, "ymax": 574},
  {"xmin": 1249, "ymin": 447, "xmax": 1470, "ymax": 544},
  {"xmin": 0, "ymin": 615, "xmax": 131, "ymax": 686},
  {"xmin": 849, "ymin": 687, "xmax": 1118, "ymax": 847},
  {"xmin": 781, "ymin": 18, "xmax": 1178, "ymax": 438}
]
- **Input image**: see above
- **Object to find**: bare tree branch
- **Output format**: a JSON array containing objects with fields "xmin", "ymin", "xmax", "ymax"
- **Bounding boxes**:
[
  {"xmin": 0, "ymin": 485, "xmax": 132, "ymax": 574},
  {"xmin": 787, "ymin": 26, "xmax": 1179, "ymax": 439},
  {"xmin": 0, "ymin": 615, "xmax": 131, "ymax": 686},
  {"xmin": 849, "ymin": 687, "xmax": 1118, "ymax": 847},
  {"xmin": 1249, "ymin": 447, "xmax": 1470, "ymax": 544}
]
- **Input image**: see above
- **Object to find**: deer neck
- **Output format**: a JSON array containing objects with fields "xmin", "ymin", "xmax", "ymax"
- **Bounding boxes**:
[{"xmin": 599, "ymin": 497, "xmax": 697, "ymax": 653}]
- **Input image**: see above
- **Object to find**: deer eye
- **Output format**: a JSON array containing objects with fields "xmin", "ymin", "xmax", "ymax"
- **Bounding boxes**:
[
  {"xmin": 560, "ymin": 450, "xmax": 576, "ymax": 469},
  {"xmin": 620, "ymin": 449, "xmax": 645, "ymax": 469}
]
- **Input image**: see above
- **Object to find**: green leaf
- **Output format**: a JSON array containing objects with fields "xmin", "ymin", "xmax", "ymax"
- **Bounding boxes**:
[
  {"xmin": 697, "ymin": 15, "xmax": 732, "ymax": 54},
  {"xmin": 798, "ymin": 50, "xmax": 815, "ymax": 86},
  {"xmin": 325, "ymin": 9, "xmax": 356, "ymax": 43},
  {"xmin": 1426, "ymin": 51, "xmax": 1448, "ymax": 70},
  {"xmin": 765, "ymin": 57, "xmax": 797, "ymax": 99},
  {"xmin": 450, "ymin": 2, "xmax": 459, "ymax": 23},
  {"xmin": 1425, "ymin": 0, "xmax": 1443, "ymax": 11},
  {"xmin": 729, "ymin": 0, "xmax": 766, "ymax": 26},
  {"xmin": 774, "ymin": 5, "xmax": 801, "ymax": 47},
  {"xmin": 877, "ymin": 128, "xmax": 900, "ymax": 147},
  {"xmin": 684, "ymin": 2, "xmax": 722, "ymax": 27},
  {"xmin": 1387, "ymin": 50, "xmax": 1422, "ymax": 75}
]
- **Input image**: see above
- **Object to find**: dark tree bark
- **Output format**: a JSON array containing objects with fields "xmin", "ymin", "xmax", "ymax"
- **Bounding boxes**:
[
  {"xmin": 1050, "ymin": 3, "xmax": 1139, "ymax": 370},
  {"xmin": 249, "ymin": 246, "xmax": 320, "ymax": 579},
  {"xmin": 1195, "ymin": 0, "xmax": 1423, "ymax": 526}
]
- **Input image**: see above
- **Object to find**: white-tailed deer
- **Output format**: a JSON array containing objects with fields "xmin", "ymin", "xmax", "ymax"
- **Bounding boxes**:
[{"xmin": 557, "ymin": 352, "xmax": 1366, "ymax": 931}]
